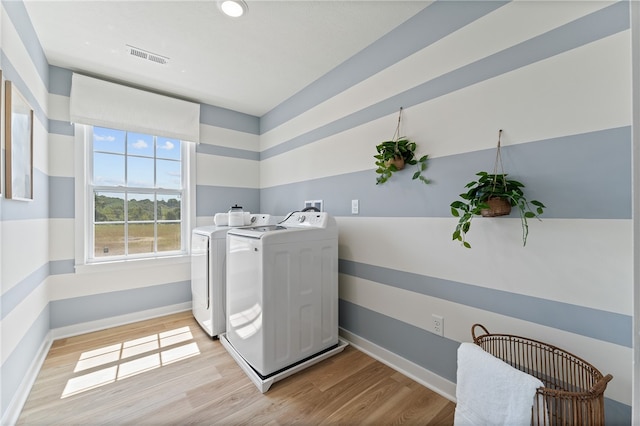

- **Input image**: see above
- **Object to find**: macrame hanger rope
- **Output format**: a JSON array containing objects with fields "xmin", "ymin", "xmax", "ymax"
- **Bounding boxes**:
[
  {"xmin": 492, "ymin": 129, "xmax": 506, "ymax": 190},
  {"xmin": 393, "ymin": 107, "xmax": 403, "ymax": 150}
]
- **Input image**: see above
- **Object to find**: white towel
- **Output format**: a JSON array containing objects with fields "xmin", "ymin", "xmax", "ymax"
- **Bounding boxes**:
[
  {"xmin": 214, "ymin": 212, "xmax": 228, "ymax": 226},
  {"xmin": 454, "ymin": 342, "xmax": 543, "ymax": 426}
]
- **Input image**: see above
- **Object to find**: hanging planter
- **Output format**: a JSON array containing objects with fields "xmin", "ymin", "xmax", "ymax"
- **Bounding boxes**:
[
  {"xmin": 481, "ymin": 196, "xmax": 512, "ymax": 217},
  {"xmin": 385, "ymin": 156, "xmax": 405, "ymax": 171},
  {"xmin": 374, "ymin": 107, "xmax": 429, "ymax": 185},
  {"xmin": 450, "ymin": 130, "xmax": 546, "ymax": 248}
]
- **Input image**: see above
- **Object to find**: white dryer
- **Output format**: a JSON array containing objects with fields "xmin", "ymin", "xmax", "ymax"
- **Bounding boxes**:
[
  {"xmin": 221, "ymin": 211, "xmax": 347, "ymax": 391},
  {"xmin": 190, "ymin": 214, "xmax": 272, "ymax": 338}
]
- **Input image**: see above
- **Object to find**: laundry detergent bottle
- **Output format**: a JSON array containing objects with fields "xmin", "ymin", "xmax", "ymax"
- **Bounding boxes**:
[{"xmin": 228, "ymin": 204, "xmax": 244, "ymax": 227}]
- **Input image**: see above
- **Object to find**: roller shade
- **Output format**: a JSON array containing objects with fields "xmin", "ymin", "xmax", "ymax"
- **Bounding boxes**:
[{"xmin": 70, "ymin": 73, "xmax": 200, "ymax": 141}]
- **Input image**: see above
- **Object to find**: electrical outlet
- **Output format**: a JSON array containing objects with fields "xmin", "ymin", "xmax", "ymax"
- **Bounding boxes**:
[
  {"xmin": 304, "ymin": 200, "xmax": 323, "ymax": 212},
  {"xmin": 351, "ymin": 199, "xmax": 359, "ymax": 215},
  {"xmin": 432, "ymin": 314, "xmax": 444, "ymax": 337}
]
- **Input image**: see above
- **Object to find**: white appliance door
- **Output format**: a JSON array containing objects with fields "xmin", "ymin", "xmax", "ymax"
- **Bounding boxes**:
[
  {"xmin": 226, "ymin": 235, "xmax": 264, "ymax": 373},
  {"xmin": 210, "ymin": 237, "xmax": 227, "ymax": 337},
  {"xmin": 191, "ymin": 232, "xmax": 211, "ymax": 334}
]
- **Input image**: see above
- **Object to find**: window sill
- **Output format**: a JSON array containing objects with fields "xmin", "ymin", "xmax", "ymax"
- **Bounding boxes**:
[{"xmin": 75, "ymin": 254, "xmax": 190, "ymax": 275}]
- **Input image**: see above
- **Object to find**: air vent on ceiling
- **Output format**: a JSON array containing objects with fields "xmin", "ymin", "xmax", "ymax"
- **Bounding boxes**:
[{"xmin": 126, "ymin": 45, "xmax": 169, "ymax": 65}]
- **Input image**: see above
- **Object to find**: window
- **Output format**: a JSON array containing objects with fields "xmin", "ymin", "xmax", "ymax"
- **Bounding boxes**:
[{"xmin": 87, "ymin": 126, "xmax": 188, "ymax": 261}]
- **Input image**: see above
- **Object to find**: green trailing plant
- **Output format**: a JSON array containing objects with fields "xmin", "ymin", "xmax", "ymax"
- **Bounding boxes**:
[
  {"xmin": 374, "ymin": 107, "xmax": 429, "ymax": 185},
  {"xmin": 450, "ymin": 131, "xmax": 545, "ymax": 248},
  {"xmin": 374, "ymin": 138, "xmax": 428, "ymax": 184}
]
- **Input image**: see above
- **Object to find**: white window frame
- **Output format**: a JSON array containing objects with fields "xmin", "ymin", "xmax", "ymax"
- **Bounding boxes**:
[{"xmin": 74, "ymin": 124, "xmax": 196, "ymax": 272}]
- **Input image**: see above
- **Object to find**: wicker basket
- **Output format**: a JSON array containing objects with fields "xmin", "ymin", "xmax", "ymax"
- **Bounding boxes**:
[{"xmin": 472, "ymin": 324, "xmax": 613, "ymax": 425}]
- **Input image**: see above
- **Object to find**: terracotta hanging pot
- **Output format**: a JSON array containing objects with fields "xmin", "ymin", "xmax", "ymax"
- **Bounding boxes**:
[
  {"xmin": 481, "ymin": 197, "xmax": 512, "ymax": 217},
  {"xmin": 385, "ymin": 156, "xmax": 405, "ymax": 170}
]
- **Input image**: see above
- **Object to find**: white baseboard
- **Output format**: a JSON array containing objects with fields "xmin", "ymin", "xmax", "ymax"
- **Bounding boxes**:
[
  {"xmin": 339, "ymin": 327, "xmax": 457, "ymax": 402},
  {"xmin": 2, "ymin": 331, "xmax": 54, "ymax": 426},
  {"xmin": 51, "ymin": 302, "xmax": 191, "ymax": 339}
]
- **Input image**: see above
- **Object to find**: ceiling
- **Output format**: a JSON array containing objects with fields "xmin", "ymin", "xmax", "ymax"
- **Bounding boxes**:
[{"xmin": 24, "ymin": 1, "xmax": 428, "ymax": 117}]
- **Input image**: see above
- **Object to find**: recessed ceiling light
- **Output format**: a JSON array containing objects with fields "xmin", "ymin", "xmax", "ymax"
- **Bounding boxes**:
[{"xmin": 219, "ymin": 0, "xmax": 248, "ymax": 18}]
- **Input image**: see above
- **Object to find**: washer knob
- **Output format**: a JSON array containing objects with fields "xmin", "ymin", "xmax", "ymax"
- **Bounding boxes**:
[{"xmin": 297, "ymin": 215, "xmax": 306, "ymax": 223}]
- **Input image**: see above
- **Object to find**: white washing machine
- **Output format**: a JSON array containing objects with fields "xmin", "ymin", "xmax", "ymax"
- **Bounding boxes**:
[
  {"xmin": 190, "ymin": 214, "xmax": 272, "ymax": 338},
  {"xmin": 221, "ymin": 211, "xmax": 347, "ymax": 392}
]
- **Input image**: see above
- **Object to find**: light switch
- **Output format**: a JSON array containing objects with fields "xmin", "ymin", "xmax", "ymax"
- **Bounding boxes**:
[{"xmin": 351, "ymin": 199, "xmax": 359, "ymax": 215}]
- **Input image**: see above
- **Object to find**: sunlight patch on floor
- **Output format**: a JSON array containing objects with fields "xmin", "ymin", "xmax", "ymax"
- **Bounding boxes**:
[{"xmin": 61, "ymin": 326, "xmax": 200, "ymax": 398}]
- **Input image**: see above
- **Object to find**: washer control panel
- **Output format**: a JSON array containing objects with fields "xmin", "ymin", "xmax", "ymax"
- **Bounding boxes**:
[{"xmin": 282, "ymin": 211, "xmax": 329, "ymax": 228}]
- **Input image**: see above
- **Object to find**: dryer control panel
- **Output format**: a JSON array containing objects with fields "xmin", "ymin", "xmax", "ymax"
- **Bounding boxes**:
[{"xmin": 282, "ymin": 211, "xmax": 329, "ymax": 228}]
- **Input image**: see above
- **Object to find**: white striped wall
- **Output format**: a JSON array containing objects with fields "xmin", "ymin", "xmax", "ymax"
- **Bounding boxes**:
[
  {"xmin": 0, "ymin": 2, "xmax": 261, "ymax": 423},
  {"xmin": 336, "ymin": 217, "xmax": 632, "ymax": 405},
  {"xmin": 1, "ymin": 0, "xmax": 51, "ymax": 421},
  {"xmin": 0, "ymin": 1, "xmax": 635, "ymax": 424},
  {"xmin": 258, "ymin": 1, "xmax": 633, "ymax": 422}
]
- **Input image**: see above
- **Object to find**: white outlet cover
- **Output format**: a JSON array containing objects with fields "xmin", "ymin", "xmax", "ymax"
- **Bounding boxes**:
[
  {"xmin": 432, "ymin": 314, "xmax": 444, "ymax": 336},
  {"xmin": 304, "ymin": 200, "xmax": 323, "ymax": 211}
]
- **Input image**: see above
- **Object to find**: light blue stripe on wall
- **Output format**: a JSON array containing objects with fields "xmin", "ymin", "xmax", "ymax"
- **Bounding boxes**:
[
  {"xmin": 50, "ymin": 281, "xmax": 191, "ymax": 328},
  {"xmin": 1, "ymin": 170, "xmax": 49, "ymax": 221},
  {"xmin": 261, "ymin": 2, "xmax": 629, "ymax": 159},
  {"xmin": 261, "ymin": 0, "xmax": 508, "ymax": 133},
  {"xmin": 1, "ymin": 174, "xmax": 74, "ymax": 221},
  {"xmin": 0, "ymin": 263, "xmax": 48, "ymax": 321},
  {"xmin": 49, "ymin": 65, "xmax": 72, "ymax": 96},
  {"xmin": 49, "ymin": 119, "xmax": 74, "ymax": 136},
  {"xmin": 196, "ymin": 144, "xmax": 260, "ymax": 161},
  {"xmin": 1, "ymin": 0, "xmax": 48, "ymax": 88},
  {"xmin": 0, "ymin": 54, "xmax": 48, "ymax": 131},
  {"xmin": 196, "ymin": 185, "xmax": 260, "ymax": 218},
  {"xmin": 50, "ymin": 259, "xmax": 75, "ymax": 275},
  {"xmin": 339, "ymin": 299, "xmax": 460, "ymax": 382},
  {"xmin": 260, "ymin": 127, "xmax": 632, "ymax": 220},
  {"xmin": 340, "ymin": 259, "xmax": 631, "ymax": 348},
  {"xmin": 0, "ymin": 260, "xmax": 72, "ymax": 321},
  {"xmin": 0, "ymin": 304, "xmax": 50, "ymax": 415},
  {"xmin": 338, "ymin": 299, "xmax": 630, "ymax": 425},
  {"xmin": 49, "ymin": 176, "xmax": 75, "ymax": 218},
  {"xmin": 200, "ymin": 104, "xmax": 260, "ymax": 135}
]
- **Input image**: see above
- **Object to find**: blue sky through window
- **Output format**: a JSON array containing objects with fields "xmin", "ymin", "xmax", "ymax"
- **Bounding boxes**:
[
  {"xmin": 93, "ymin": 127, "xmax": 181, "ymax": 189},
  {"xmin": 94, "ymin": 127, "xmax": 125, "ymax": 153},
  {"xmin": 157, "ymin": 137, "xmax": 180, "ymax": 160},
  {"xmin": 128, "ymin": 132, "xmax": 154, "ymax": 157}
]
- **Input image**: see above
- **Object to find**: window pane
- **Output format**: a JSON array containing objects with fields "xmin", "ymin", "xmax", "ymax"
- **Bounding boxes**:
[
  {"xmin": 95, "ymin": 192, "xmax": 124, "ymax": 222},
  {"xmin": 128, "ymin": 194, "xmax": 154, "ymax": 221},
  {"xmin": 94, "ymin": 153, "xmax": 125, "ymax": 186},
  {"xmin": 127, "ymin": 156, "xmax": 154, "ymax": 188},
  {"xmin": 157, "ymin": 159, "xmax": 181, "ymax": 189},
  {"xmin": 158, "ymin": 194, "xmax": 181, "ymax": 220},
  {"xmin": 127, "ymin": 132, "xmax": 154, "ymax": 157},
  {"xmin": 157, "ymin": 138, "xmax": 180, "ymax": 160},
  {"xmin": 94, "ymin": 127, "xmax": 125, "ymax": 154},
  {"xmin": 158, "ymin": 223, "xmax": 180, "ymax": 252},
  {"xmin": 95, "ymin": 223, "xmax": 124, "ymax": 257},
  {"xmin": 89, "ymin": 126, "xmax": 185, "ymax": 261},
  {"xmin": 128, "ymin": 223, "xmax": 155, "ymax": 255}
]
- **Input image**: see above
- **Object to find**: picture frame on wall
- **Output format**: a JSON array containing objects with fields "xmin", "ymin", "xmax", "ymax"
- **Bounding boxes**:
[
  {"xmin": 4, "ymin": 80, "xmax": 34, "ymax": 200},
  {"xmin": 0, "ymin": 69, "xmax": 3, "ymax": 196}
]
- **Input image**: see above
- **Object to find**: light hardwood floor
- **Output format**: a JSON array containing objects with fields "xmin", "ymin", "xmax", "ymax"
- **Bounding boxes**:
[{"xmin": 18, "ymin": 311, "xmax": 455, "ymax": 425}]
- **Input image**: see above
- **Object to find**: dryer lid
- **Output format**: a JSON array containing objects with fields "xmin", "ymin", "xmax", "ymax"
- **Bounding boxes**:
[{"xmin": 227, "ymin": 225, "xmax": 288, "ymax": 239}]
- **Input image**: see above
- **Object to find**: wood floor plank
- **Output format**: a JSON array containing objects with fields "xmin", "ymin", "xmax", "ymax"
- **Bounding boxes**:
[
  {"xmin": 319, "ymin": 374, "xmax": 406, "ymax": 424},
  {"xmin": 17, "ymin": 312, "xmax": 455, "ymax": 425}
]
